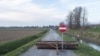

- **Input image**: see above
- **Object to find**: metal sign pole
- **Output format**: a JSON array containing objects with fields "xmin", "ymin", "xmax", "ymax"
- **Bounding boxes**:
[{"xmin": 62, "ymin": 32, "xmax": 64, "ymax": 51}]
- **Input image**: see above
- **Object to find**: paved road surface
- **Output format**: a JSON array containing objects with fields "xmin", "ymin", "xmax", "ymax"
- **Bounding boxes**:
[
  {"xmin": 19, "ymin": 29, "xmax": 76, "ymax": 56},
  {"xmin": 42, "ymin": 29, "xmax": 62, "ymax": 41}
]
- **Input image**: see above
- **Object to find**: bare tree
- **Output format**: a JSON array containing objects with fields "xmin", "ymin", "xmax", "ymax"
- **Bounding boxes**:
[
  {"xmin": 67, "ymin": 12, "xmax": 73, "ymax": 29},
  {"xmin": 81, "ymin": 8, "xmax": 88, "ymax": 29},
  {"xmin": 73, "ymin": 7, "xmax": 82, "ymax": 29},
  {"xmin": 66, "ymin": 7, "xmax": 88, "ymax": 29}
]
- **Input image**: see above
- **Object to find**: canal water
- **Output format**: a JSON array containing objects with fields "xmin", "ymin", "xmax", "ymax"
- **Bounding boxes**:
[
  {"xmin": 71, "ymin": 35, "xmax": 100, "ymax": 51},
  {"xmin": 79, "ymin": 40, "xmax": 100, "ymax": 51}
]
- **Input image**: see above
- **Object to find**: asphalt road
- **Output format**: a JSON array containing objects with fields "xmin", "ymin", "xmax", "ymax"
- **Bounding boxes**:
[{"xmin": 19, "ymin": 29, "xmax": 76, "ymax": 56}]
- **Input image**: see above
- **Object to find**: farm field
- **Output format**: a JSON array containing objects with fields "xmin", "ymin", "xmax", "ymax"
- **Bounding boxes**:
[{"xmin": 0, "ymin": 28, "xmax": 45, "ymax": 42}]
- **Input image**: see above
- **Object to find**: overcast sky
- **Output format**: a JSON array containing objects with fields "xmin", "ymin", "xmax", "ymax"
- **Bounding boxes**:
[{"xmin": 0, "ymin": 0, "xmax": 100, "ymax": 26}]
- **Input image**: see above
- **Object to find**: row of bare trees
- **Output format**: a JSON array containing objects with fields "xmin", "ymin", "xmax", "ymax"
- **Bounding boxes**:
[{"xmin": 67, "ymin": 7, "xmax": 88, "ymax": 29}]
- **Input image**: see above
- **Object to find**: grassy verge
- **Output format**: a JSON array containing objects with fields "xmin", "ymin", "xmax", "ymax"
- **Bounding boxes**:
[
  {"xmin": 63, "ymin": 34, "xmax": 74, "ymax": 41},
  {"xmin": 67, "ymin": 29, "xmax": 100, "ymax": 45},
  {"xmin": 63, "ymin": 34, "xmax": 100, "ymax": 56},
  {"xmin": 63, "ymin": 33, "xmax": 100, "ymax": 56},
  {"xmin": 4, "ymin": 35, "xmax": 43, "ymax": 56},
  {"xmin": 58, "ymin": 32, "xmax": 74, "ymax": 41},
  {"xmin": 88, "ymin": 27, "xmax": 100, "ymax": 32},
  {"xmin": 74, "ymin": 43, "xmax": 100, "ymax": 56},
  {"xmin": 0, "ymin": 30, "xmax": 47, "ymax": 56}
]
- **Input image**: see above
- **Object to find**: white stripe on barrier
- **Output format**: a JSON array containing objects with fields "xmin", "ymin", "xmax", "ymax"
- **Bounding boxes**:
[{"xmin": 59, "ymin": 27, "xmax": 67, "ymax": 30}]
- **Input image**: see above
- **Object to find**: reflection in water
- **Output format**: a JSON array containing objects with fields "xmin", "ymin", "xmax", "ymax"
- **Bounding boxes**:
[
  {"xmin": 88, "ymin": 43, "xmax": 100, "ymax": 51},
  {"xmin": 79, "ymin": 40, "xmax": 100, "ymax": 51}
]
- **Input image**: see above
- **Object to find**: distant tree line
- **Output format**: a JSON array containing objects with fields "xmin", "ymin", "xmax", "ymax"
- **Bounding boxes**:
[{"xmin": 0, "ymin": 25, "xmax": 58, "ymax": 30}]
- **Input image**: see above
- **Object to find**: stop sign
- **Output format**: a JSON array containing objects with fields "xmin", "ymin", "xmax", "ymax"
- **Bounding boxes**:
[{"xmin": 59, "ymin": 23, "xmax": 67, "ymax": 33}]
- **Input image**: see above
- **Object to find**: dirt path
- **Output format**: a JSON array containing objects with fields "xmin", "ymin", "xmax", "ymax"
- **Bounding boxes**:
[{"xmin": 19, "ymin": 29, "xmax": 76, "ymax": 56}]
